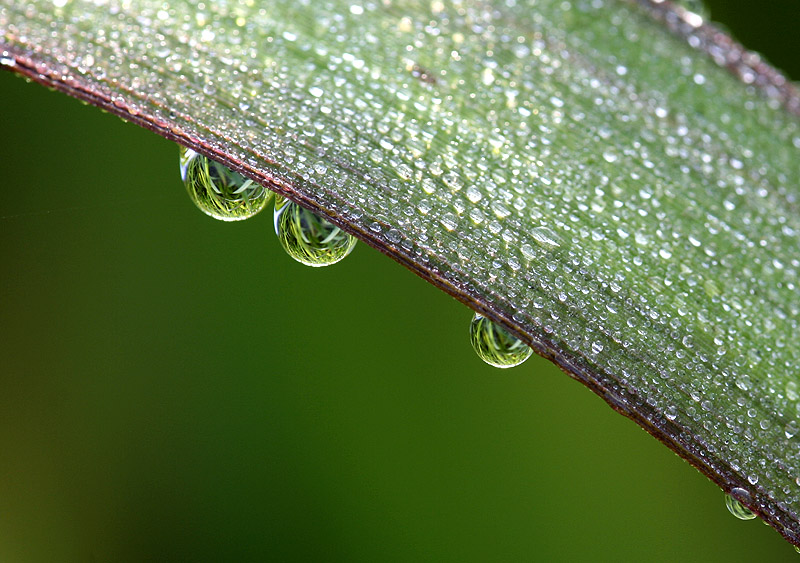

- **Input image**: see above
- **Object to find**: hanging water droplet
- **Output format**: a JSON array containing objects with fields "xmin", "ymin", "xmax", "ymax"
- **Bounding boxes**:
[
  {"xmin": 0, "ymin": 51, "xmax": 15, "ymax": 67},
  {"xmin": 725, "ymin": 491, "xmax": 756, "ymax": 520},
  {"xmin": 469, "ymin": 313, "xmax": 532, "ymax": 369},
  {"xmin": 179, "ymin": 146, "xmax": 271, "ymax": 221},
  {"xmin": 675, "ymin": 0, "xmax": 709, "ymax": 21},
  {"xmin": 273, "ymin": 195, "xmax": 357, "ymax": 267}
]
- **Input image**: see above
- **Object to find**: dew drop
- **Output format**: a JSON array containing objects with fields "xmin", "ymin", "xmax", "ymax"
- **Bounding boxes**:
[
  {"xmin": 440, "ymin": 213, "xmax": 458, "ymax": 231},
  {"xmin": 675, "ymin": 0, "xmax": 709, "ymax": 22},
  {"xmin": 179, "ymin": 147, "xmax": 271, "ymax": 221},
  {"xmin": 735, "ymin": 374, "xmax": 752, "ymax": 391},
  {"xmin": 787, "ymin": 381, "xmax": 799, "ymax": 401},
  {"xmin": 530, "ymin": 226, "xmax": 561, "ymax": 249},
  {"xmin": 0, "ymin": 51, "xmax": 15, "ymax": 67},
  {"xmin": 725, "ymin": 492, "xmax": 756, "ymax": 520},
  {"xmin": 521, "ymin": 244, "xmax": 536, "ymax": 261},
  {"xmin": 421, "ymin": 178, "xmax": 437, "ymax": 194},
  {"xmin": 466, "ymin": 185, "xmax": 483, "ymax": 204},
  {"xmin": 442, "ymin": 172, "xmax": 463, "ymax": 191},
  {"xmin": 602, "ymin": 150, "xmax": 618, "ymax": 163},
  {"xmin": 469, "ymin": 313, "xmax": 533, "ymax": 369},
  {"xmin": 273, "ymin": 195, "xmax": 357, "ymax": 267},
  {"xmin": 725, "ymin": 495, "xmax": 756, "ymax": 520}
]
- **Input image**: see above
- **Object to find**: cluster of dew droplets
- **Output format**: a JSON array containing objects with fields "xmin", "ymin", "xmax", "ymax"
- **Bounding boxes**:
[
  {"xmin": 179, "ymin": 148, "xmax": 357, "ymax": 267},
  {"xmin": 179, "ymin": 147, "xmax": 531, "ymax": 362}
]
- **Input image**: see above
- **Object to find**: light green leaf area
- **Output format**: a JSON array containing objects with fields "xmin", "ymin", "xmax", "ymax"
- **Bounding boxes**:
[{"xmin": 2, "ymin": 0, "xmax": 800, "ymax": 543}]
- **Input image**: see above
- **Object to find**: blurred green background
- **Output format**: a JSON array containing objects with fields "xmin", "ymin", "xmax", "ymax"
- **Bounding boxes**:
[{"xmin": 0, "ymin": 1, "xmax": 797, "ymax": 561}]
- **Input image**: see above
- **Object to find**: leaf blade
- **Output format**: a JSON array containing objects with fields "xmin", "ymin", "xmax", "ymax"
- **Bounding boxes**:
[{"xmin": 3, "ymin": 0, "xmax": 800, "ymax": 545}]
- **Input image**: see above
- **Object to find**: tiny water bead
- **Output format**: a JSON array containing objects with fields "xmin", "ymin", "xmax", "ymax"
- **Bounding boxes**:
[
  {"xmin": 725, "ymin": 492, "xmax": 756, "ymax": 521},
  {"xmin": 675, "ymin": 0, "xmax": 709, "ymax": 20},
  {"xmin": 273, "ymin": 195, "xmax": 357, "ymax": 267},
  {"xmin": 179, "ymin": 146, "xmax": 272, "ymax": 221},
  {"xmin": 469, "ymin": 313, "xmax": 533, "ymax": 368}
]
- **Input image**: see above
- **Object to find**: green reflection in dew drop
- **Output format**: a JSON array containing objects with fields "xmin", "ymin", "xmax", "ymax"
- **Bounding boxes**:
[
  {"xmin": 725, "ymin": 491, "xmax": 756, "ymax": 521},
  {"xmin": 273, "ymin": 195, "xmax": 357, "ymax": 267},
  {"xmin": 179, "ymin": 146, "xmax": 271, "ymax": 221},
  {"xmin": 469, "ymin": 313, "xmax": 533, "ymax": 368}
]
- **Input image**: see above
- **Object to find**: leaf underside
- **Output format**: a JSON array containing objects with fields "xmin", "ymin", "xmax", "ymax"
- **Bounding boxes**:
[{"xmin": 2, "ymin": 0, "xmax": 800, "ymax": 545}]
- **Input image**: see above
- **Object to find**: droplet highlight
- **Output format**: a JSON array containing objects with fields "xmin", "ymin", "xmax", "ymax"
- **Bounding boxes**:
[
  {"xmin": 675, "ymin": 0, "xmax": 709, "ymax": 22},
  {"xmin": 469, "ymin": 313, "xmax": 532, "ymax": 369},
  {"xmin": 0, "ymin": 51, "xmax": 15, "ymax": 67},
  {"xmin": 725, "ymin": 492, "xmax": 756, "ymax": 520},
  {"xmin": 273, "ymin": 195, "xmax": 357, "ymax": 267},
  {"xmin": 179, "ymin": 146, "xmax": 271, "ymax": 221}
]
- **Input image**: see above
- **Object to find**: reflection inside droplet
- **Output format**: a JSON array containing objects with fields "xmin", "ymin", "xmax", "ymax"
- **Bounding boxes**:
[
  {"xmin": 273, "ymin": 195, "xmax": 357, "ymax": 267},
  {"xmin": 179, "ymin": 146, "xmax": 271, "ymax": 221},
  {"xmin": 469, "ymin": 313, "xmax": 532, "ymax": 368},
  {"xmin": 725, "ymin": 492, "xmax": 756, "ymax": 520}
]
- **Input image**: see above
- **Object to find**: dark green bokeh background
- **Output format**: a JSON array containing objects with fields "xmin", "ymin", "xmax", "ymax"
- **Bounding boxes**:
[{"xmin": 0, "ymin": 2, "xmax": 797, "ymax": 561}]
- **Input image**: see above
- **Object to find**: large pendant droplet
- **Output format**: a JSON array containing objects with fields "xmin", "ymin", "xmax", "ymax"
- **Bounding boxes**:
[
  {"xmin": 273, "ymin": 195, "xmax": 357, "ymax": 267},
  {"xmin": 725, "ymin": 492, "xmax": 756, "ymax": 521},
  {"xmin": 179, "ymin": 146, "xmax": 271, "ymax": 221},
  {"xmin": 469, "ymin": 313, "xmax": 532, "ymax": 368}
]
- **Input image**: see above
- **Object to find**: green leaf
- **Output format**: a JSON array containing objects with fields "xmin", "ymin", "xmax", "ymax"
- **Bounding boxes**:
[{"xmin": 2, "ymin": 0, "xmax": 800, "ymax": 550}]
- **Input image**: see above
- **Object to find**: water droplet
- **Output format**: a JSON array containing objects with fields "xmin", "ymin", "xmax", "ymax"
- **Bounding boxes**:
[
  {"xmin": 725, "ymin": 490, "xmax": 756, "ymax": 520},
  {"xmin": 735, "ymin": 374, "xmax": 752, "ymax": 391},
  {"xmin": 440, "ymin": 213, "xmax": 458, "ymax": 231},
  {"xmin": 469, "ymin": 313, "xmax": 532, "ymax": 369},
  {"xmin": 530, "ymin": 226, "xmax": 561, "ymax": 249},
  {"xmin": 179, "ymin": 147, "xmax": 271, "ymax": 221},
  {"xmin": 675, "ymin": 0, "xmax": 709, "ymax": 22},
  {"xmin": 273, "ymin": 195, "xmax": 357, "ymax": 267},
  {"xmin": 0, "ymin": 51, "xmax": 15, "ymax": 67},
  {"xmin": 787, "ymin": 381, "xmax": 799, "ymax": 401}
]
